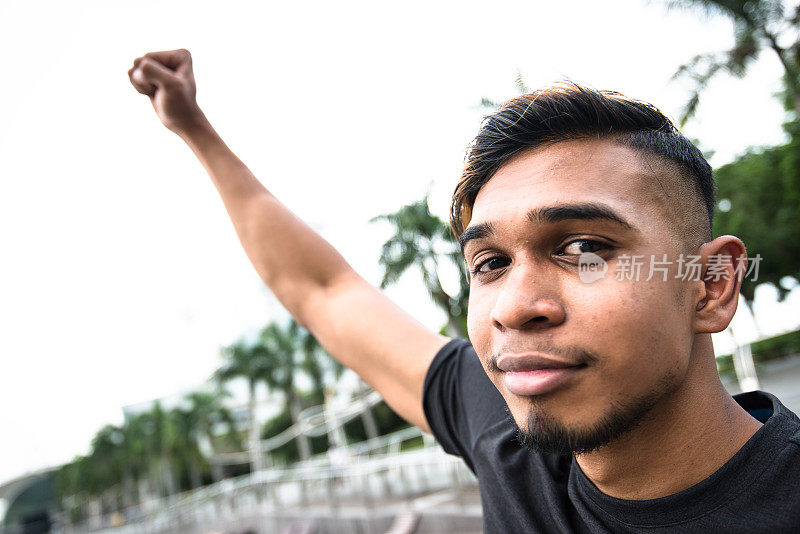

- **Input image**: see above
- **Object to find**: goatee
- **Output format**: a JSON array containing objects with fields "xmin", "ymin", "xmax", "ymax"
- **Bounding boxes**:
[{"xmin": 507, "ymin": 374, "xmax": 676, "ymax": 455}]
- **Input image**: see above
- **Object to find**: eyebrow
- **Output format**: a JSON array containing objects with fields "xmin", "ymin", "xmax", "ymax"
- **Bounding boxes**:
[{"xmin": 459, "ymin": 202, "xmax": 636, "ymax": 252}]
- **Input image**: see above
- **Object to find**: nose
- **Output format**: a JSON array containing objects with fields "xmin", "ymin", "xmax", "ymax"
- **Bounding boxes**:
[{"xmin": 489, "ymin": 262, "xmax": 566, "ymax": 331}]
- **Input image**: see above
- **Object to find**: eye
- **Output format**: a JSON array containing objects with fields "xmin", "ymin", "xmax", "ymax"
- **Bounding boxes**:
[
  {"xmin": 558, "ymin": 239, "xmax": 610, "ymax": 256},
  {"xmin": 472, "ymin": 256, "xmax": 510, "ymax": 275}
]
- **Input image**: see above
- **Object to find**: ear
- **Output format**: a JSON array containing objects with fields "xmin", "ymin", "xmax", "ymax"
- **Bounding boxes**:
[{"xmin": 693, "ymin": 235, "xmax": 747, "ymax": 334}]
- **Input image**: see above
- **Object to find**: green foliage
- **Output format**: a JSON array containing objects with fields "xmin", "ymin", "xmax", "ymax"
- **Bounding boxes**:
[
  {"xmin": 260, "ymin": 408, "xmax": 294, "ymax": 464},
  {"xmin": 216, "ymin": 337, "xmax": 274, "ymax": 393},
  {"xmin": 713, "ymin": 127, "xmax": 800, "ymax": 301},
  {"xmin": 342, "ymin": 400, "xmax": 410, "ymax": 443},
  {"xmin": 215, "ymin": 320, "xmax": 344, "ymax": 467},
  {"xmin": 259, "ymin": 398, "xmax": 409, "ymax": 465},
  {"xmin": 662, "ymin": 1, "xmax": 800, "ymax": 309},
  {"xmin": 55, "ymin": 388, "xmax": 241, "ymax": 520},
  {"xmin": 663, "ymin": 0, "xmax": 800, "ymax": 123},
  {"xmin": 399, "ymin": 434, "xmax": 425, "ymax": 452},
  {"xmin": 218, "ymin": 320, "xmax": 344, "ymax": 407},
  {"xmin": 297, "ymin": 326, "xmax": 344, "ymax": 399},
  {"xmin": 371, "ymin": 195, "xmax": 470, "ymax": 337},
  {"xmin": 259, "ymin": 395, "xmax": 333, "ymax": 465},
  {"xmin": 717, "ymin": 328, "xmax": 800, "ymax": 376},
  {"xmin": 752, "ymin": 327, "xmax": 800, "ymax": 360}
]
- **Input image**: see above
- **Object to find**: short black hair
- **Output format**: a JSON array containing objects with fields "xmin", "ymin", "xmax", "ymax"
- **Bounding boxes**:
[{"xmin": 451, "ymin": 82, "xmax": 715, "ymax": 244}]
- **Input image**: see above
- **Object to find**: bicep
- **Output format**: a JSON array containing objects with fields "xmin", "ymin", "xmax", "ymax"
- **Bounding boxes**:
[{"xmin": 300, "ymin": 272, "xmax": 450, "ymax": 433}]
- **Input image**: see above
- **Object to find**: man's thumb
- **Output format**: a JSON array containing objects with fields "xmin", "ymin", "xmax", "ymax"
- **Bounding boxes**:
[{"xmin": 133, "ymin": 57, "xmax": 179, "ymax": 90}]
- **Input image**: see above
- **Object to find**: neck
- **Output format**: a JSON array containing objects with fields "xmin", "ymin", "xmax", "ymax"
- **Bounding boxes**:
[{"xmin": 574, "ymin": 334, "xmax": 763, "ymax": 500}]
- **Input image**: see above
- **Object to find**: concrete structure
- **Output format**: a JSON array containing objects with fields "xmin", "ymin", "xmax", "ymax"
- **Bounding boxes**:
[{"xmin": 0, "ymin": 467, "xmax": 57, "ymax": 534}]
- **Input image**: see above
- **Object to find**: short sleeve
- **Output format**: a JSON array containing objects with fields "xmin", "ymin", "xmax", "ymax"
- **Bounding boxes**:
[{"xmin": 422, "ymin": 338, "xmax": 508, "ymax": 473}]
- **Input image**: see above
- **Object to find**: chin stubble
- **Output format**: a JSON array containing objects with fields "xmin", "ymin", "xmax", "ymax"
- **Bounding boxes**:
[{"xmin": 507, "ymin": 369, "xmax": 678, "ymax": 456}]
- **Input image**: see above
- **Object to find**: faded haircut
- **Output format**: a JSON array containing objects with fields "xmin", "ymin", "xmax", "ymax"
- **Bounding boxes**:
[{"xmin": 451, "ymin": 82, "xmax": 715, "ymax": 249}]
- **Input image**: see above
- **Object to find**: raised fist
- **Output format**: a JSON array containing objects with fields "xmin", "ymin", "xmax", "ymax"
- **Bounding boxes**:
[{"xmin": 128, "ymin": 49, "xmax": 203, "ymax": 134}]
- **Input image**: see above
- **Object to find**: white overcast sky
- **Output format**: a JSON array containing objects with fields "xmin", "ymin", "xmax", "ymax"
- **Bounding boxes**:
[{"xmin": 2, "ymin": 0, "xmax": 800, "ymax": 483}]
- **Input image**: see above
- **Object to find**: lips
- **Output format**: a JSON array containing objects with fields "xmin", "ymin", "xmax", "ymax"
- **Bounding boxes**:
[
  {"xmin": 497, "ymin": 353, "xmax": 583, "ymax": 372},
  {"xmin": 497, "ymin": 353, "xmax": 587, "ymax": 396}
]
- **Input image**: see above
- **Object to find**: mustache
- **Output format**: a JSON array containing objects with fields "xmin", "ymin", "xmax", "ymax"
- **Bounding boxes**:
[{"xmin": 486, "ymin": 343, "xmax": 600, "ymax": 373}]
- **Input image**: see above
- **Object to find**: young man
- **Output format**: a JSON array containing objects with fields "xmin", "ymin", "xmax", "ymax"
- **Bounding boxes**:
[{"xmin": 129, "ymin": 49, "xmax": 800, "ymax": 532}]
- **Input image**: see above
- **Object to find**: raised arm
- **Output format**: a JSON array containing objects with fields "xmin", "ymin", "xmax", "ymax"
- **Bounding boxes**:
[{"xmin": 128, "ymin": 49, "xmax": 449, "ymax": 433}]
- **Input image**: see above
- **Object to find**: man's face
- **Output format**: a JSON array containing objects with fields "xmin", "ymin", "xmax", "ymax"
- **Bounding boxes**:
[{"xmin": 462, "ymin": 138, "xmax": 697, "ymax": 455}]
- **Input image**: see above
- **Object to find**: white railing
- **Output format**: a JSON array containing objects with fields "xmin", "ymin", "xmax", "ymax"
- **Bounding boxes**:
[{"xmin": 70, "ymin": 441, "xmax": 477, "ymax": 534}]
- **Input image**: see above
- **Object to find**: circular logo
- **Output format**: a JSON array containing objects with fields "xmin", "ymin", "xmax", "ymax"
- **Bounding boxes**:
[{"xmin": 578, "ymin": 252, "xmax": 608, "ymax": 284}]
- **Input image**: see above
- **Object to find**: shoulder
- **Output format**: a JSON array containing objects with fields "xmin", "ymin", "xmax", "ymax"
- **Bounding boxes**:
[
  {"xmin": 424, "ymin": 338, "xmax": 480, "ymax": 384},
  {"xmin": 423, "ymin": 338, "xmax": 498, "ymax": 410},
  {"xmin": 730, "ymin": 390, "xmax": 800, "ymax": 518},
  {"xmin": 422, "ymin": 338, "xmax": 510, "ymax": 468}
]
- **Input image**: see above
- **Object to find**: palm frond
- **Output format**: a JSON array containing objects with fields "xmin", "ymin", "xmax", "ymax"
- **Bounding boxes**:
[
  {"xmin": 480, "ymin": 97, "xmax": 501, "ymax": 109},
  {"xmin": 514, "ymin": 70, "xmax": 530, "ymax": 94}
]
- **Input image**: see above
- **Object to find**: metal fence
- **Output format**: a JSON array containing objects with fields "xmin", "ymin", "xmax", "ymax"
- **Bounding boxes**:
[{"xmin": 64, "ymin": 429, "xmax": 479, "ymax": 534}]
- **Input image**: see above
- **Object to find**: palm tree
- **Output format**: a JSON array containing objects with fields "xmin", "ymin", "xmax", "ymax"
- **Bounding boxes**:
[
  {"xmin": 56, "ymin": 390, "xmax": 245, "ymax": 525},
  {"xmin": 371, "ymin": 74, "xmax": 533, "ymax": 339},
  {"xmin": 663, "ymin": 0, "xmax": 800, "ymax": 124},
  {"xmin": 122, "ymin": 410, "xmax": 167, "ymax": 508},
  {"xmin": 181, "ymin": 389, "xmax": 241, "ymax": 483},
  {"xmin": 258, "ymin": 321, "xmax": 313, "ymax": 461},
  {"xmin": 480, "ymin": 70, "xmax": 530, "ymax": 109},
  {"xmin": 84, "ymin": 425, "xmax": 125, "ymax": 517},
  {"xmin": 216, "ymin": 339, "xmax": 273, "ymax": 472},
  {"xmin": 296, "ymin": 323, "xmax": 344, "ymax": 402},
  {"xmin": 58, "ymin": 425, "xmax": 137, "ymax": 522},
  {"xmin": 371, "ymin": 194, "xmax": 469, "ymax": 337},
  {"xmin": 56, "ymin": 455, "xmax": 96, "ymax": 523},
  {"xmin": 294, "ymin": 324, "xmax": 380, "ymax": 440},
  {"xmin": 170, "ymin": 407, "xmax": 205, "ymax": 489},
  {"xmin": 146, "ymin": 401, "xmax": 180, "ymax": 497}
]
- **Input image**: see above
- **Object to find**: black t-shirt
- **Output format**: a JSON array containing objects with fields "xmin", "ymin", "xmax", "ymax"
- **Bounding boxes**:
[{"xmin": 422, "ymin": 338, "xmax": 800, "ymax": 533}]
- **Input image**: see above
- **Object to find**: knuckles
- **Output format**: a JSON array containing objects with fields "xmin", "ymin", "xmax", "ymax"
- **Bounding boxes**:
[{"xmin": 129, "ymin": 50, "xmax": 192, "ymax": 95}]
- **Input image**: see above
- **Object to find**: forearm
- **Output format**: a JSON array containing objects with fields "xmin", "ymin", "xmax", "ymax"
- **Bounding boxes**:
[
  {"xmin": 180, "ymin": 114, "xmax": 359, "ymax": 325},
  {"xmin": 130, "ymin": 49, "xmax": 447, "ymax": 434}
]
